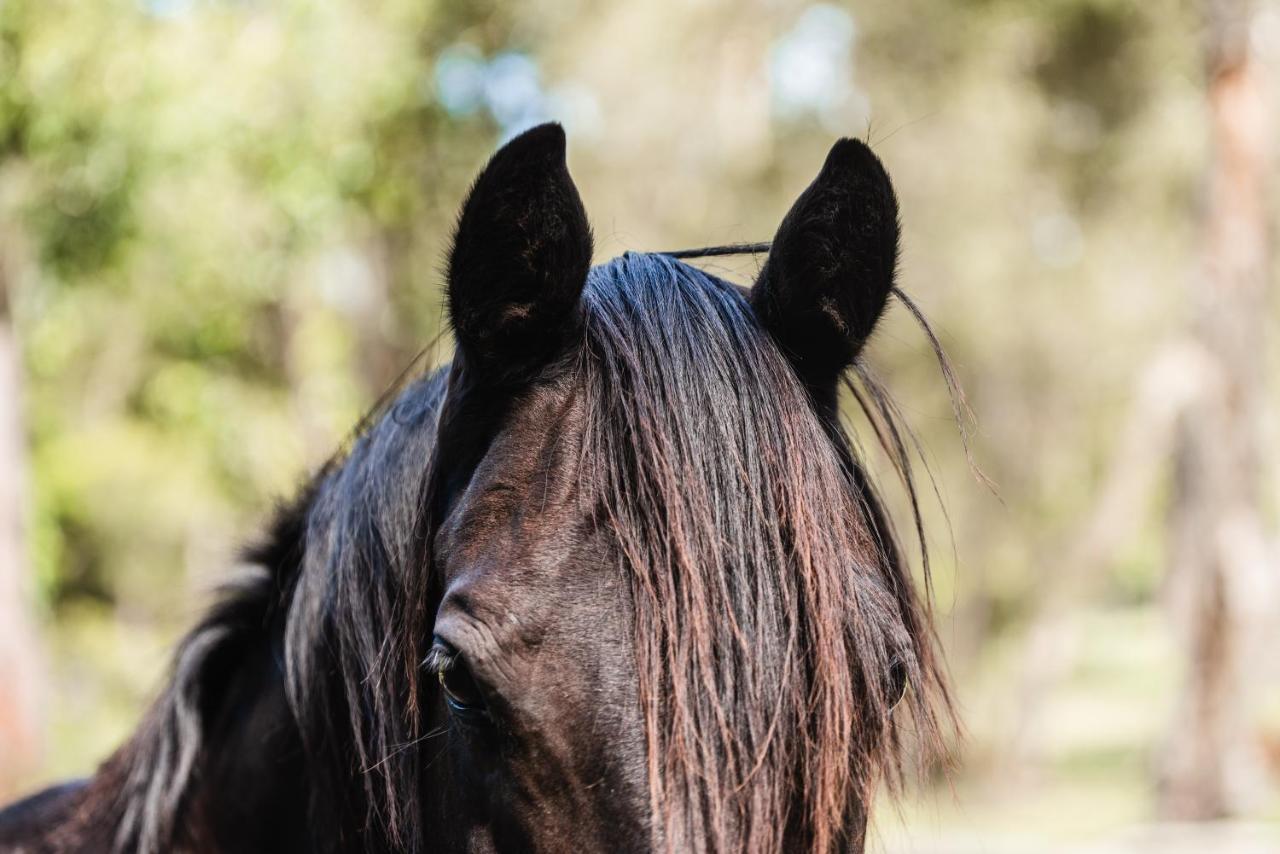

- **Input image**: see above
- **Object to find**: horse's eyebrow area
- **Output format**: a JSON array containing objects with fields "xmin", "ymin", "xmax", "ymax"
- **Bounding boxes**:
[{"xmin": 440, "ymin": 480, "xmax": 527, "ymax": 552}]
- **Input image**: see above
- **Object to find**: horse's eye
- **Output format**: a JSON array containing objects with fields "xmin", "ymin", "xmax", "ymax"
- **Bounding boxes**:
[{"xmin": 429, "ymin": 642, "xmax": 488, "ymax": 720}]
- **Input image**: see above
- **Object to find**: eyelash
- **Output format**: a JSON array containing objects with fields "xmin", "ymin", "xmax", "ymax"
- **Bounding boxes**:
[
  {"xmin": 424, "ymin": 641, "xmax": 491, "ymax": 723},
  {"xmin": 422, "ymin": 644, "xmax": 458, "ymax": 680}
]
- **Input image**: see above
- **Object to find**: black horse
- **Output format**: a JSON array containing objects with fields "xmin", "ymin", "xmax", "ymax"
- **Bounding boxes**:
[{"xmin": 0, "ymin": 123, "xmax": 952, "ymax": 853}]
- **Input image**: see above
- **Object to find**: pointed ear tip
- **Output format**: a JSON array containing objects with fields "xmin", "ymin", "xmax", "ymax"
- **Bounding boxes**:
[
  {"xmin": 822, "ymin": 136, "xmax": 889, "ymax": 175},
  {"xmin": 516, "ymin": 120, "xmax": 566, "ymax": 143},
  {"xmin": 499, "ymin": 122, "xmax": 568, "ymax": 159}
]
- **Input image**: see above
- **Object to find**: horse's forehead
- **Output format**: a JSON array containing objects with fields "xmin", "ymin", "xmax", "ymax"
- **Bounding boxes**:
[
  {"xmin": 479, "ymin": 379, "xmax": 586, "ymax": 498},
  {"xmin": 436, "ymin": 379, "xmax": 590, "ymax": 571},
  {"xmin": 433, "ymin": 378, "xmax": 620, "ymax": 669}
]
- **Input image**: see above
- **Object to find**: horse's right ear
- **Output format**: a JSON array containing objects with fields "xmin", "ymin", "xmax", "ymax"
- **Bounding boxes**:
[{"xmin": 447, "ymin": 123, "xmax": 593, "ymax": 378}]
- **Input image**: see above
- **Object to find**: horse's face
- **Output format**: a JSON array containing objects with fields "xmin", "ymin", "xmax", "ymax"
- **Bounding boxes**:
[
  {"xmin": 429, "ymin": 377, "xmax": 649, "ymax": 851},
  {"xmin": 419, "ymin": 124, "xmax": 930, "ymax": 853}
]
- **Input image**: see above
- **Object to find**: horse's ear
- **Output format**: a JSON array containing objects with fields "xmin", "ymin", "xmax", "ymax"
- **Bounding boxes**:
[
  {"xmin": 751, "ymin": 138, "xmax": 900, "ymax": 402},
  {"xmin": 448, "ymin": 123, "xmax": 593, "ymax": 376}
]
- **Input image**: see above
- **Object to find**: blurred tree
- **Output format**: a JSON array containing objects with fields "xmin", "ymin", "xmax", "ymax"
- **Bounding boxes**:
[
  {"xmin": 0, "ymin": 0, "xmax": 45, "ymax": 797},
  {"xmin": 0, "ymin": 231, "xmax": 45, "ymax": 799},
  {"xmin": 1158, "ymin": 0, "xmax": 1274, "ymax": 820}
]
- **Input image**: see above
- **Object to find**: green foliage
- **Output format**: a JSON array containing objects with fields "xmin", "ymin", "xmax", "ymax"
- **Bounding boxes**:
[{"xmin": 1, "ymin": 0, "xmax": 504, "ymax": 619}]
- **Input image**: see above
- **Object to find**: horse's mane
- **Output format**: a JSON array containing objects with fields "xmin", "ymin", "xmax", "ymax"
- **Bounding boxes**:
[
  {"xmin": 71, "ymin": 490, "xmax": 313, "ymax": 853},
  {"xmin": 111, "ymin": 565, "xmax": 285, "ymax": 852},
  {"xmin": 87, "ymin": 247, "xmax": 954, "ymax": 854},
  {"xmin": 97, "ymin": 374, "xmax": 451, "ymax": 854}
]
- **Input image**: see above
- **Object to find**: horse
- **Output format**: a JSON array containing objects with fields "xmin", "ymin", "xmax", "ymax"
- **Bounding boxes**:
[{"xmin": 0, "ymin": 122, "xmax": 953, "ymax": 853}]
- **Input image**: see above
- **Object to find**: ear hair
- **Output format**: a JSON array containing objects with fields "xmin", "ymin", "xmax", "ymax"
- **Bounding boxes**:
[
  {"xmin": 751, "ymin": 139, "xmax": 900, "ymax": 409},
  {"xmin": 447, "ymin": 123, "xmax": 593, "ymax": 380}
]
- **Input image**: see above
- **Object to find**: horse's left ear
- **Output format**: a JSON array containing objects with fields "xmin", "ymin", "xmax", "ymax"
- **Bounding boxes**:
[
  {"xmin": 448, "ymin": 123, "xmax": 593, "ymax": 377},
  {"xmin": 751, "ymin": 138, "xmax": 900, "ymax": 403}
]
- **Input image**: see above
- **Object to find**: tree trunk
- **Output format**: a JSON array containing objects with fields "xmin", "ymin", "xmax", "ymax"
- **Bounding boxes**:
[
  {"xmin": 0, "ymin": 247, "xmax": 43, "ymax": 798},
  {"xmin": 1158, "ymin": 0, "xmax": 1273, "ymax": 820}
]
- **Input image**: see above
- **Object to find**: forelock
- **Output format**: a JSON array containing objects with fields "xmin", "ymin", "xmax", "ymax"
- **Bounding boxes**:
[{"xmin": 578, "ymin": 252, "xmax": 944, "ymax": 853}]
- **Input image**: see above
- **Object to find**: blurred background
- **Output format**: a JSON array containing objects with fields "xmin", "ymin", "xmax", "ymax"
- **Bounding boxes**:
[{"xmin": 0, "ymin": 0, "xmax": 1278, "ymax": 850}]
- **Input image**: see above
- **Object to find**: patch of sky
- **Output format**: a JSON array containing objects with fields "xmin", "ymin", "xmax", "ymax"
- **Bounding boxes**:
[
  {"xmin": 769, "ymin": 4, "xmax": 868, "ymax": 133},
  {"xmin": 433, "ymin": 46, "xmax": 601, "ymax": 142},
  {"xmin": 140, "ymin": 0, "xmax": 195, "ymax": 19}
]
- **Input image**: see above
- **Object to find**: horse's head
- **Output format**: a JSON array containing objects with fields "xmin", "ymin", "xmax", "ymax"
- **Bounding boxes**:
[{"xmin": 392, "ymin": 123, "xmax": 945, "ymax": 852}]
